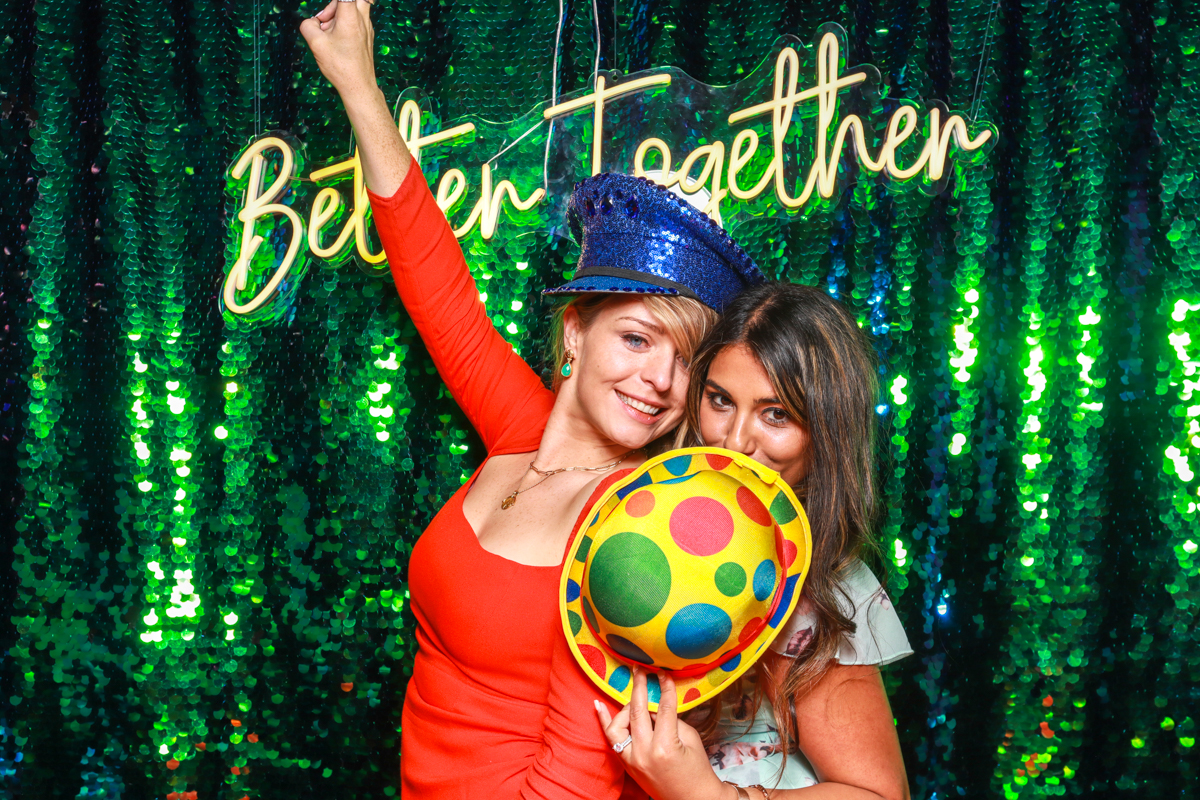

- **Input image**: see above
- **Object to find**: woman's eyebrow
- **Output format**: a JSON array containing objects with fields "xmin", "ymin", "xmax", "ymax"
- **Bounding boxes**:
[
  {"xmin": 705, "ymin": 378, "xmax": 781, "ymax": 406},
  {"xmin": 617, "ymin": 316, "xmax": 663, "ymax": 332}
]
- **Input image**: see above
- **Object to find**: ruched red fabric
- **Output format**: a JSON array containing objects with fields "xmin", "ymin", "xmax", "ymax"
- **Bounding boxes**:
[{"xmin": 368, "ymin": 164, "xmax": 628, "ymax": 800}]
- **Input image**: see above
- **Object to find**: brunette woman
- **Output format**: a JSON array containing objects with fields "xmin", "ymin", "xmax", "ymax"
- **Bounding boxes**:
[
  {"xmin": 599, "ymin": 282, "xmax": 912, "ymax": 800},
  {"xmin": 299, "ymin": 2, "xmax": 763, "ymax": 797}
]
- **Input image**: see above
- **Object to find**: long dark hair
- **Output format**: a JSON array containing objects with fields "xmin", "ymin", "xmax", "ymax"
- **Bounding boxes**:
[{"xmin": 677, "ymin": 282, "xmax": 883, "ymax": 757}]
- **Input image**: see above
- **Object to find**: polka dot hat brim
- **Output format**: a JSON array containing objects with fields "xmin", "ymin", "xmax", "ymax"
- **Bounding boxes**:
[{"xmin": 560, "ymin": 447, "xmax": 811, "ymax": 713}]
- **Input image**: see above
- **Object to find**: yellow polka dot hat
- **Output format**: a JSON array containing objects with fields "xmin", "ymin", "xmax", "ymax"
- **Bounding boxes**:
[{"xmin": 560, "ymin": 447, "xmax": 811, "ymax": 713}]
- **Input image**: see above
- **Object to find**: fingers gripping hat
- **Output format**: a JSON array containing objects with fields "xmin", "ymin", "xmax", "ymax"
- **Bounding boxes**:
[
  {"xmin": 543, "ymin": 174, "xmax": 766, "ymax": 312},
  {"xmin": 560, "ymin": 448, "xmax": 811, "ymax": 713}
]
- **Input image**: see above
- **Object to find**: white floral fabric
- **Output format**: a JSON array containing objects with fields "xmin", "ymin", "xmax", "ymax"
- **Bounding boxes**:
[{"xmin": 703, "ymin": 560, "xmax": 912, "ymax": 790}]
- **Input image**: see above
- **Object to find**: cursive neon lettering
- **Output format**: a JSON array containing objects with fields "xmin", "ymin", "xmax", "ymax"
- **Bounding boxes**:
[
  {"xmin": 633, "ymin": 138, "xmax": 674, "ymax": 184},
  {"xmin": 544, "ymin": 73, "xmax": 673, "ymax": 175},
  {"xmin": 449, "ymin": 163, "xmax": 546, "ymax": 240},
  {"xmin": 397, "ymin": 98, "xmax": 476, "ymax": 165},
  {"xmin": 727, "ymin": 129, "xmax": 770, "ymax": 201},
  {"xmin": 225, "ymin": 32, "xmax": 995, "ymax": 320},
  {"xmin": 225, "ymin": 137, "xmax": 304, "ymax": 316},
  {"xmin": 878, "ymin": 105, "xmax": 924, "ymax": 179},
  {"xmin": 678, "ymin": 142, "xmax": 727, "ymax": 225},
  {"xmin": 308, "ymin": 151, "xmax": 386, "ymax": 265}
]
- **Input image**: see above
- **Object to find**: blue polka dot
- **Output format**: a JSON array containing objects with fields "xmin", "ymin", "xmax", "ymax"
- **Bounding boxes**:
[
  {"xmin": 646, "ymin": 673, "xmax": 661, "ymax": 704},
  {"xmin": 566, "ymin": 579, "xmax": 580, "ymax": 603},
  {"xmin": 616, "ymin": 472, "xmax": 653, "ymax": 500},
  {"xmin": 665, "ymin": 604, "xmax": 732, "ymax": 660},
  {"xmin": 769, "ymin": 574, "xmax": 801, "ymax": 628},
  {"xmin": 607, "ymin": 634, "xmax": 655, "ymax": 665},
  {"xmin": 720, "ymin": 652, "xmax": 741, "ymax": 672},
  {"xmin": 663, "ymin": 455, "xmax": 692, "ymax": 476},
  {"xmin": 660, "ymin": 473, "xmax": 698, "ymax": 485},
  {"xmin": 752, "ymin": 559, "xmax": 777, "ymax": 601},
  {"xmin": 609, "ymin": 665, "xmax": 631, "ymax": 692}
]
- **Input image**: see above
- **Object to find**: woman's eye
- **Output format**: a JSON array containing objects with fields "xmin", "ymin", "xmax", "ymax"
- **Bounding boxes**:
[
  {"xmin": 623, "ymin": 333, "xmax": 649, "ymax": 349},
  {"xmin": 764, "ymin": 408, "xmax": 789, "ymax": 425},
  {"xmin": 706, "ymin": 391, "xmax": 731, "ymax": 409}
]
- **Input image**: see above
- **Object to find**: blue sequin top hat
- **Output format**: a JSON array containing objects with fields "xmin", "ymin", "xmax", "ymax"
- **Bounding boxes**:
[{"xmin": 543, "ymin": 174, "xmax": 765, "ymax": 312}]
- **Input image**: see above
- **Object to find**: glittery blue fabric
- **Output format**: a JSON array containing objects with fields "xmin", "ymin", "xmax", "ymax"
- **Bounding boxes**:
[{"xmin": 543, "ymin": 173, "xmax": 765, "ymax": 311}]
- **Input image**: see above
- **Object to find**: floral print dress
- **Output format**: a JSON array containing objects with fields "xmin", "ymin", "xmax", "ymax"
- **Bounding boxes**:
[{"xmin": 702, "ymin": 560, "xmax": 912, "ymax": 790}]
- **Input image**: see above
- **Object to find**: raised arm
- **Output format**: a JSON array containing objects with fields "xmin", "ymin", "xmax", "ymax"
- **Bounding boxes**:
[
  {"xmin": 300, "ymin": 0, "xmax": 409, "ymax": 195},
  {"xmin": 300, "ymin": 0, "xmax": 552, "ymax": 450}
]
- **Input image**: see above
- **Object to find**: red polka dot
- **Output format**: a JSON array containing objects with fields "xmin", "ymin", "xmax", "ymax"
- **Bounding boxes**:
[
  {"xmin": 782, "ymin": 538, "xmax": 798, "ymax": 568},
  {"xmin": 578, "ymin": 644, "xmax": 607, "ymax": 677},
  {"xmin": 670, "ymin": 497, "xmax": 734, "ymax": 556},
  {"xmin": 684, "ymin": 688, "xmax": 702, "ymax": 703},
  {"xmin": 774, "ymin": 523, "xmax": 794, "ymax": 567},
  {"xmin": 738, "ymin": 617, "xmax": 763, "ymax": 643},
  {"xmin": 736, "ymin": 487, "xmax": 772, "ymax": 526},
  {"xmin": 706, "ymin": 454, "xmax": 733, "ymax": 470},
  {"xmin": 626, "ymin": 490, "xmax": 656, "ymax": 518}
]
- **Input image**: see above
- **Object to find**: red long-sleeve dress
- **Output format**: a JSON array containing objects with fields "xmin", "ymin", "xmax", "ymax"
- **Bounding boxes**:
[{"xmin": 369, "ymin": 163, "xmax": 628, "ymax": 799}]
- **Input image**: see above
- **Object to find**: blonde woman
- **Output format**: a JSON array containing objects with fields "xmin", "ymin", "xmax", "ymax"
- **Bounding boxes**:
[{"xmin": 300, "ymin": 2, "xmax": 765, "ymax": 797}]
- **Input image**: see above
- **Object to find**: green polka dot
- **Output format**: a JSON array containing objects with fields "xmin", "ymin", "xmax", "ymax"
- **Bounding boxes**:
[
  {"xmin": 588, "ymin": 531, "xmax": 671, "ymax": 627},
  {"xmin": 568, "ymin": 610, "xmax": 583, "ymax": 637},
  {"xmin": 575, "ymin": 535, "xmax": 593, "ymax": 563},
  {"xmin": 714, "ymin": 562, "xmax": 747, "ymax": 596},
  {"xmin": 770, "ymin": 491, "xmax": 797, "ymax": 524}
]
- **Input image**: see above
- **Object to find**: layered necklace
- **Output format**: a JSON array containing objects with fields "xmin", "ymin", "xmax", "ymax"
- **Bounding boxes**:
[{"xmin": 500, "ymin": 450, "xmax": 638, "ymax": 510}]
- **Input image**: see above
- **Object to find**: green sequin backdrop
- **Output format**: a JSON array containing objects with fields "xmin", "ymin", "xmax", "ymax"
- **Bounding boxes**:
[{"xmin": 1, "ymin": 0, "xmax": 1198, "ymax": 797}]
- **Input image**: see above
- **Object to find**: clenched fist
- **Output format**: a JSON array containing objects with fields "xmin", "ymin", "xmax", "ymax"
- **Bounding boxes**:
[{"xmin": 299, "ymin": 0, "xmax": 377, "ymax": 99}]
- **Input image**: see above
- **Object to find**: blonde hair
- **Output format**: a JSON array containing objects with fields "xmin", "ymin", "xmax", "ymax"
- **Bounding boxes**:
[{"xmin": 548, "ymin": 294, "xmax": 718, "ymax": 392}]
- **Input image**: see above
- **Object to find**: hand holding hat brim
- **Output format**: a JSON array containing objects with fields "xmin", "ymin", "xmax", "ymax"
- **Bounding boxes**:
[{"xmin": 596, "ymin": 670, "xmax": 729, "ymax": 800}]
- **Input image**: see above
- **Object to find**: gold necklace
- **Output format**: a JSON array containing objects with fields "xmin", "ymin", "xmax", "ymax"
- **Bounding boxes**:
[{"xmin": 500, "ymin": 450, "xmax": 637, "ymax": 510}]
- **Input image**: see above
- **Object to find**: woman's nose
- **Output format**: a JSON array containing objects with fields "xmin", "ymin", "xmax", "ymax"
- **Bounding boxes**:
[
  {"xmin": 641, "ymin": 351, "xmax": 676, "ymax": 393},
  {"xmin": 724, "ymin": 413, "xmax": 756, "ymax": 455}
]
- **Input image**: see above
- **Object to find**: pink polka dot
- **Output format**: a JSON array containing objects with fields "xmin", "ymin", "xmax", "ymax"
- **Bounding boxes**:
[
  {"xmin": 684, "ymin": 688, "xmax": 702, "ymax": 703},
  {"xmin": 738, "ymin": 617, "xmax": 763, "ymax": 643},
  {"xmin": 670, "ymin": 497, "xmax": 734, "ymax": 556},
  {"xmin": 705, "ymin": 454, "xmax": 733, "ymax": 470},
  {"xmin": 626, "ymin": 490, "xmax": 656, "ymax": 518},
  {"xmin": 578, "ymin": 644, "xmax": 607, "ymax": 677},
  {"xmin": 736, "ymin": 486, "xmax": 772, "ymax": 526}
]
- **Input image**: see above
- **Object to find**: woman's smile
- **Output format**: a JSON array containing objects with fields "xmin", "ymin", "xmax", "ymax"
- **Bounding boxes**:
[{"xmin": 615, "ymin": 389, "xmax": 665, "ymax": 420}]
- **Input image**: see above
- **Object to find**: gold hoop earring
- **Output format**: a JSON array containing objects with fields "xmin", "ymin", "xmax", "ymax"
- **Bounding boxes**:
[{"xmin": 561, "ymin": 350, "xmax": 575, "ymax": 378}]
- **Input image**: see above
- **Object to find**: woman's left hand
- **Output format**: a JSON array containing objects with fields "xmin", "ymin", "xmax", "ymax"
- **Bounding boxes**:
[{"xmin": 596, "ymin": 668, "xmax": 735, "ymax": 800}]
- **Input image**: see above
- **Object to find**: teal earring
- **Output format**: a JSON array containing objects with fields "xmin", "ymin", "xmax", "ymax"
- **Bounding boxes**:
[{"xmin": 561, "ymin": 349, "xmax": 575, "ymax": 378}]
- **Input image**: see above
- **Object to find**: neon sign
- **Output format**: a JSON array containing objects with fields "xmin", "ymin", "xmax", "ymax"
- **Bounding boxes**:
[{"xmin": 225, "ymin": 26, "xmax": 994, "ymax": 322}]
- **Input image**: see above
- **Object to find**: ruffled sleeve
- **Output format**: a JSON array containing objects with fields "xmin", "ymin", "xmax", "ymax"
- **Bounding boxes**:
[{"xmin": 770, "ymin": 560, "xmax": 912, "ymax": 666}]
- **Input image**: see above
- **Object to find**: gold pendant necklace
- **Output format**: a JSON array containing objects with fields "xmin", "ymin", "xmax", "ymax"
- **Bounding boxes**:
[{"xmin": 499, "ymin": 450, "xmax": 637, "ymax": 510}]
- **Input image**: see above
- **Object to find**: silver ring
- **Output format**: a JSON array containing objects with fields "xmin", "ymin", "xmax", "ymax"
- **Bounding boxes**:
[{"xmin": 612, "ymin": 735, "xmax": 633, "ymax": 753}]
